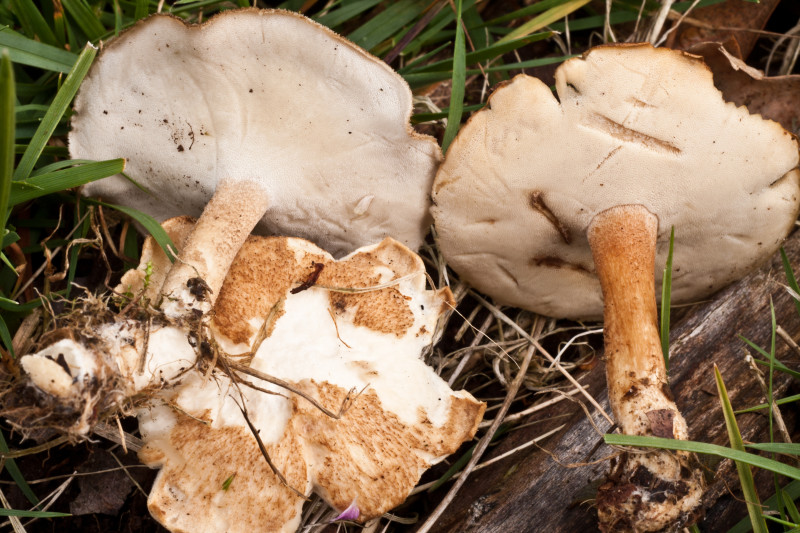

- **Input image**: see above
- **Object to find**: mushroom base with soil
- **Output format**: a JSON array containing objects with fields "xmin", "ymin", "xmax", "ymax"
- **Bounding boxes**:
[{"xmin": 588, "ymin": 205, "xmax": 704, "ymax": 532}]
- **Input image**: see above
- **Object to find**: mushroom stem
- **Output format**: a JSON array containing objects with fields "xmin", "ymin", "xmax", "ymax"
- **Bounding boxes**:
[
  {"xmin": 587, "ymin": 204, "xmax": 704, "ymax": 532},
  {"xmin": 160, "ymin": 179, "xmax": 270, "ymax": 314}
]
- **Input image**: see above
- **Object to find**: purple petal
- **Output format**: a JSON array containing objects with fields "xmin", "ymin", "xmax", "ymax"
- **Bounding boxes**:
[{"xmin": 332, "ymin": 501, "xmax": 360, "ymax": 522}]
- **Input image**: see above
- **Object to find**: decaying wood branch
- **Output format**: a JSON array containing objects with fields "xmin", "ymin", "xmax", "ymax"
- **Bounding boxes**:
[{"xmin": 430, "ymin": 231, "xmax": 800, "ymax": 533}]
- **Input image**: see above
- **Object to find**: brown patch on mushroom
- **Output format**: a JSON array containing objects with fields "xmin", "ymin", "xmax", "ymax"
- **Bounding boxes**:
[
  {"xmin": 141, "ymin": 413, "xmax": 308, "ymax": 533},
  {"xmin": 646, "ymin": 409, "xmax": 676, "ymax": 439},
  {"xmin": 320, "ymin": 246, "xmax": 416, "ymax": 337},
  {"xmin": 528, "ymin": 191, "xmax": 571, "ymax": 244},
  {"xmin": 528, "ymin": 256, "xmax": 590, "ymax": 274},
  {"xmin": 290, "ymin": 380, "xmax": 484, "ymax": 516},
  {"xmin": 214, "ymin": 237, "xmax": 422, "ymax": 344},
  {"xmin": 328, "ymin": 291, "xmax": 414, "ymax": 337},
  {"xmin": 583, "ymin": 113, "xmax": 682, "ymax": 155},
  {"xmin": 213, "ymin": 238, "xmax": 328, "ymax": 344}
]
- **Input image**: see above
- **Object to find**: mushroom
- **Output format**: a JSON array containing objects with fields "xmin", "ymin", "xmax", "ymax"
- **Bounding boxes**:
[
  {"xmin": 14, "ymin": 217, "xmax": 484, "ymax": 533},
  {"xmin": 70, "ymin": 8, "xmax": 441, "ymax": 313},
  {"xmin": 431, "ymin": 44, "xmax": 800, "ymax": 531}
]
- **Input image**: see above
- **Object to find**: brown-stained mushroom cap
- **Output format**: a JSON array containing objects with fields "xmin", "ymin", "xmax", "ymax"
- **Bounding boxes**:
[
  {"xmin": 71, "ymin": 9, "xmax": 441, "ymax": 257},
  {"xmin": 432, "ymin": 43, "xmax": 800, "ymax": 319},
  {"xmin": 127, "ymin": 219, "xmax": 485, "ymax": 533}
]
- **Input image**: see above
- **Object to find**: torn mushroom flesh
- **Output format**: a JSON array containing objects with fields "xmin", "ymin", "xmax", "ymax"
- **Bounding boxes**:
[{"xmin": 14, "ymin": 218, "xmax": 484, "ymax": 533}]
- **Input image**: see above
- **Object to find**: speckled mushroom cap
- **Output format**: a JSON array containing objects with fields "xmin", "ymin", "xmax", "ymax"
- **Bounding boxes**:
[
  {"xmin": 432, "ymin": 43, "xmax": 800, "ymax": 320},
  {"xmin": 71, "ymin": 9, "xmax": 441, "ymax": 256},
  {"xmin": 122, "ymin": 219, "xmax": 485, "ymax": 533}
]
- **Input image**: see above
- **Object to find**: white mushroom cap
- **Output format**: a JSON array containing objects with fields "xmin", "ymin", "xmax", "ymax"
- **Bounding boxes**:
[
  {"xmin": 71, "ymin": 9, "xmax": 441, "ymax": 257},
  {"xmin": 432, "ymin": 44, "xmax": 800, "ymax": 319}
]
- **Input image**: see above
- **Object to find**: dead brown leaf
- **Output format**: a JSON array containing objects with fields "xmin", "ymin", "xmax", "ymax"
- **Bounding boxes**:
[
  {"xmin": 691, "ymin": 41, "xmax": 800, "ymax": 134},
  {"xmin": 667, "ymin": 0, "xmax": 782, "ymax": 59},
  {"xmin": 70, "ymin": 451, "xmax": 141, "ymax": 516}
]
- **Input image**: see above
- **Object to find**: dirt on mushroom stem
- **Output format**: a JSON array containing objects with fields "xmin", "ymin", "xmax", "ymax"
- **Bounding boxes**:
[{"xmin": 0, "ymin": 290, "xmax": 201, "ymax": 437}]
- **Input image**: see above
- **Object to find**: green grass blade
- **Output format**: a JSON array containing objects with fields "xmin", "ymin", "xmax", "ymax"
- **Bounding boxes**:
[
  {"xmin": 714, "ymin": 365, "xmax": 768, "ymax": 533},
  {"xmin": 134, "ymin": 0, "xmax": 150, "ymax": 20},
  {"xmin": 410, "ymin": 31, "xmax": 551, "ymax": 73},
  {"xmin": 14, "ymin": 145, "xmax": 69, "ymax": 157},
  {"xmin": 730, "ymin": 481, "xmax": 800, "ymax": 533},
  {"xmin": 541, "ymin": 11, "xmax": 638, "ymax": 34},
  {"xmin": 399, "ymin": 5, "xmax": 458, "ymax": 55},
  {"xmin": 10, "ymin": 0, "xmax": 59, "ymax": 46},
  {"xmin": 30, "ymin": 158, "xmax": 101, "ymax": 176},
  {"xmin": 740, "ymin": 336, "xmax": 800, "ymax": 380},
  {"xmin": 0, "ymin": 26, "xmax": 76, "ymax": 72},
  {"xmin": 0, "ymin": 430, "xmax": 38, "ymax": 505},
  {"xmin": 0, "ymin": 313, "xmax": 13, "ymax": 357},
  {"xmin": 9, "ymin": 159, "xmax": 125, "ymax": 205},
  {"xmin": 736, "ymin": 393, "xmax": 800, "ymax": 414},
  {"xmin": 780, "ymin": 247, "xmax": 800, "ymax": 318},
  {"xmin": 314, "ymin": 0, "xmax": 383, "ymax": 29},
  {"xmin": 763, "ymin": 514, "xmax": 799, "ymax": 528},
  {"xmin": 396, "ymin": 0, "xmax": 477, "ymax": 56},
  {"xmin": 603, "ymin": 434, "xmax": 800, "ymax": 481},
  {"xmin": 752, "ymin": 358, "xmax": 800, "ymax": 380},
  {"xmin": 499, "ymin": 0, "xmax": 592, "ymax": 42},
  {"xmin": 1, "ymin": 231, "xmax": 18, "ymax": 248},
  {"xmin": 122, "ymin": 220, "xmax": 139, "ymax": 268},
  {"xmin": 440, "ymin": 0, "xmax": 464, "ymax": 153},
  {"xmin": 91, "ymin": 200, "xmax": 177, "ymax": 262},
  {"xmin": 481, "ymin": 0, "xmax": 577, "ymax": 27},
  {"xmin": 398, "ymin": 41, "xmax": 451, "ymax": 73},
  {"xmin": 0, "ymin": 50, "xmax": 13, "ymax": 234},
  {"xmin": 61, "ymin": 0, "xmax": 106, "ymax": 41},
  {"xmin": 660, "ymin": 226, "xmax": 674, "ymax": 372},
  {"xmin": 765, "ymin": 299, "xmax": 780, "ymax": 522},
  {"xmin": 113, "ymin": 0, "xmax": 123, "ymax": 36},
  {"xmin": 64, "ymin": 203, "xmax": 90, "ymax": 297},
  {"xmin": 0, "ymin": 250, "xmax": 13, "ymax": 272},
  {"xmin": 785, "ymin": 490, "xmax": 800, "ymax": 524},
  {"xmin": 0, "ymin": 509, "xmax": 70, "ymax": 518},
  {"xmin": 14, "ymin": 42, "xmax": 96, "ymax": 180},
  {"xmin": 404, "ymin": 55, "xmax": 570, "ymax": 87},
  {"xmin": 0, "ymin": 298, "xmax": 42, "ymax": 311},
  {"xmin": 745, "ymin": 443, "xmax": 800, "ymax": 455},
  {"xmin": 346, "ymin": 0, "xmax": 428, "ymax": 52}
]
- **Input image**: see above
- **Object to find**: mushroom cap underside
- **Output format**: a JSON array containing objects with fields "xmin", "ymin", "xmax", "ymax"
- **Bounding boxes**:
[
  {"xmin": 432, "ymin": 43, "xmax": 800, "ymax": 319},
  {"xmin": 123, "ymin": 219, "xmax": 484, "ymax": 533},
  {"xmin": 72, "ymin": 9, "xmax": 441, "ymax": 256}
]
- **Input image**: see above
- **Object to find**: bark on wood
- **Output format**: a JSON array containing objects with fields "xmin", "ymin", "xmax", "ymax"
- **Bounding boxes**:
[{"xmin": 425, "ymin": 231, "xmax": 800, "ymax": 533}]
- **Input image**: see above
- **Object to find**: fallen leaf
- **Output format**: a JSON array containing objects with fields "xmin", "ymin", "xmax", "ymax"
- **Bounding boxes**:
[
  {"xmin": 691, "ymin": 41, "xmax": 800, "ymax": 134},
  {"xmin": 70, "ymin": 451, "xmax": 138, "ymax": 516},
  {"xmin": 667, "ymin": 0, "xmax": 781, "ymax": 59}
]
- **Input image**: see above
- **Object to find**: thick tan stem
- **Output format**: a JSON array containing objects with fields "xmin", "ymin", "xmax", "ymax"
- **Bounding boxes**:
[
  {"xmin": 587, "ymin": 204, "xmax": 679, "ymax": 438},
  {"xmin": 161, "ymin": 179, "xmax": 270, "ymax": 314},
  {"xmin": 587, "ymin": 205, "xmax": 703, "ymax": 533}
]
